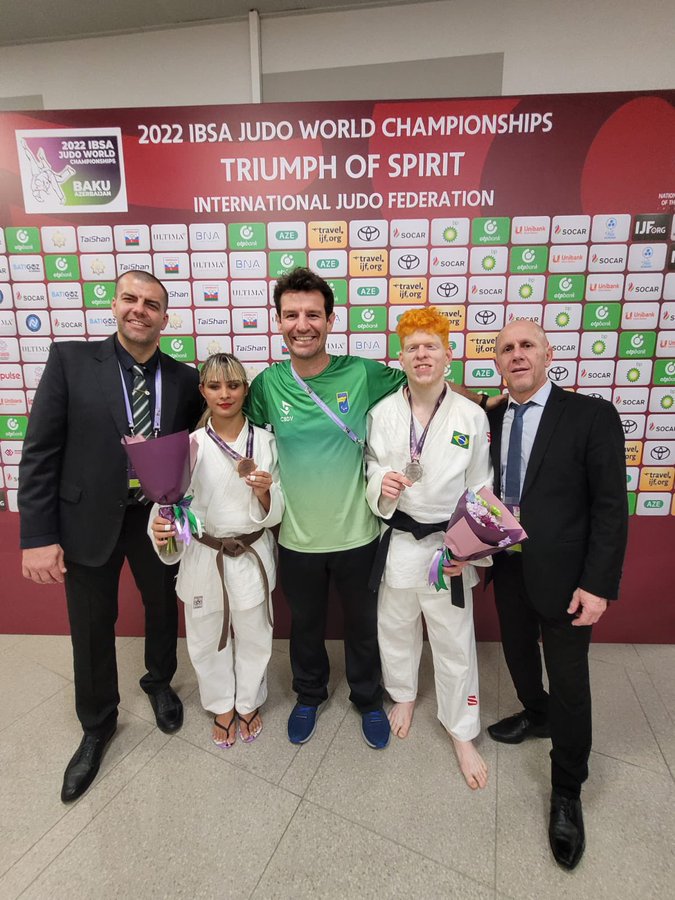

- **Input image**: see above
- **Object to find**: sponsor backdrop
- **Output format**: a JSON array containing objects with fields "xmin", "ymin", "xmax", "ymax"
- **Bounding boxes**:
[{"xmin": 0, "ymin": 91, "xmax": 673, "ymax": 639}]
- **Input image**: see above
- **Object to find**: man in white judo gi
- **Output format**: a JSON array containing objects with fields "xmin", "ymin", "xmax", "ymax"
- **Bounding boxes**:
[{"xmin": 366, "ymin": 306, "xmax": 493, "ymax": 789}]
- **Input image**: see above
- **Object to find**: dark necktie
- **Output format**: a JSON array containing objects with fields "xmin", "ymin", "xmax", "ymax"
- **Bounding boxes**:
[
  {"xmin": 504, "ymin": 401, "xmax": 534, "ymax": 505},
  {"xmin": 131, "ymin": 364, "xmax": 152, "ymax": 501}
]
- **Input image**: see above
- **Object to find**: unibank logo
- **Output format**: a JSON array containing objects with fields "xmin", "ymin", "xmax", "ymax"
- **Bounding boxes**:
[
  {"xmin": 511, "ymin": 216, "xmax": 550, "ymax": 244},
  {"xmin": 548, "ymin": 245, "xmax": 588, "ymax": 273}
]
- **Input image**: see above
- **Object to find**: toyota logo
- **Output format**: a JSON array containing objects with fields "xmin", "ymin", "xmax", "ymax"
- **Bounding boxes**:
[
  {"xmin": 548, "ymin": 366, "xmax": 569, "ymax": 382},
  {"xmin": 650, "ymin": 445, "xmax": 669, "ymax": 461},
  {"xmin": 475, "ymin": 309, "xmax": 497, "ymax": 325},
  {"xmin": 398, "ymin": 254, "xmax": 420, "ymax": 270},
  {"xmin": 622, "ymin": 419, "xmax": 638, "ymax": 435},
  {"xmin": 586, "ymin": 392, "xmax": 603, "ymax": 399},
  {"xmin": 357, "ymin": 225, "xmax": 380, "ymax": 242},
  {"xmin": 437, "ymin": 282, "xmax": 459, "ymax": 298}
]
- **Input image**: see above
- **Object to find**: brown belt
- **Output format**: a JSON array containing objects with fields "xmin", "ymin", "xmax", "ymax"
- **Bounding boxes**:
[{"xmin": 194, "ymin": 529, "xmax": 271, "ymax": 651}]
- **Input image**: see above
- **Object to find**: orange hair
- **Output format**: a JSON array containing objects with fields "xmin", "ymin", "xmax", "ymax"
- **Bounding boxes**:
[{"xmin": 396, "ymin": 306, "xmax": 449, "ymax": 345}]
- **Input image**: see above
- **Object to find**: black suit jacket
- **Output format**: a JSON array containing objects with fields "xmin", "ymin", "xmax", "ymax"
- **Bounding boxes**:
[
  {"xmin": 488, "ymin": 384, "xmax": 628, "ymax": 615},
  {"xmin": 18, "ymin": 336, "xmax": 202, "ymax": 566}
]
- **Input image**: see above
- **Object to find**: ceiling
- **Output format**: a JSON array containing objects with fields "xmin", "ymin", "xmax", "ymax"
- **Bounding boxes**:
[{"xmin": 0, "ymin": 0, "xmax": 434, "ymax": 47}]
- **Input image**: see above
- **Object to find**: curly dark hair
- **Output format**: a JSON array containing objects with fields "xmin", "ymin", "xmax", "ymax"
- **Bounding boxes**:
[{"xmin": 272, "ymin": 267, "xmax": 334, "ymax": 317}]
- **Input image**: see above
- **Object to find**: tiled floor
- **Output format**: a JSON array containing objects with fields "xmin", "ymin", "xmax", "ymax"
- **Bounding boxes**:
[{"xmin": 0, "ymin": 635, "xmax": 673, "ymax": 899}]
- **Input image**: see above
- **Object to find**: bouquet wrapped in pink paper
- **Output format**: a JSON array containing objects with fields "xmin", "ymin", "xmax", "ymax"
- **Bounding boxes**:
[
  {"xmin": 121, "ymin": 430, "xmax": 202, "ymax": 553},
  {"xmin": 428, "ymin": 486, "xmax": 528, "ymax": 591}
]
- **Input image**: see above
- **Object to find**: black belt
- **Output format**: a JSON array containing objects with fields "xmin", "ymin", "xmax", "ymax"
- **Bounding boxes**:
[{"xmin": 368, "ymin": 509, "xmax": 465, "ymax": 608}]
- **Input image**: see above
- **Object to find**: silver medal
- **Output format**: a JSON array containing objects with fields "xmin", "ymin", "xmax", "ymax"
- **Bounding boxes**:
[{"xmin": 404, "ymin": 460, "xmax": 423, "ymax": 483}]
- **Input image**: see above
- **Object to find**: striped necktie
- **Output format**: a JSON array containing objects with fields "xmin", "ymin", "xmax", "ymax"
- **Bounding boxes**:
[{"xmin": 131, "ymin": 364, "xmax": 152, "ymax": 501}]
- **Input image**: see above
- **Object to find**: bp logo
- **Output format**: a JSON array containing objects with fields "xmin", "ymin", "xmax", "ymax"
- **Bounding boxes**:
[
  {"xmin": 519, "ymin": 283, "xmax": 533, "ymax": 299},
  {"xmin": 555, "ymin": 311, "xmax": 570, "ymax": 327},
  {"xmin": 437, "ymin": 282, "xmax": 458, "ymax": 298},
  {"xmin": 481, "ymin": 253, "xmax": 496, "ymax": 271},
  {"xmin": 651, "ymin": 446, "xmax": 669, "ymax": 460},
  {"xmin": 548, "ymin": 365, "xmax": 568, "ymax": 382},
  {"xmin": 357, "ymin": 225, "xmax": 379, "ymax": 242},
  {"xmin": 592, "ymin": 340, "xmax": 606, "ymax": 356},
  {"xmin": 443, "ymin": 226, "xmax": 458, "ymax": 243},
  {"xmin": 398, "ymin": 254, "xmax": 420, "ymax": 270},
  {"xmin": 661, "ymin": 395, "xmax": 674, "ymax": 410},
  {"xmin": 627, "ymin": 368, "xmax": 641, "ymax": 383}
]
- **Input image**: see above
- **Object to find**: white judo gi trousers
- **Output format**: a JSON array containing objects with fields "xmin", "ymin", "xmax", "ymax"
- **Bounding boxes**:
[{"xmin": 378, "ymin": 582, "xmax": 480, "ymax": 741}]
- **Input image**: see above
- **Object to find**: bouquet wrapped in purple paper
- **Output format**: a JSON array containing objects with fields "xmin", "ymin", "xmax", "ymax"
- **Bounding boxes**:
[
  {"xmin": 428, "ymin": 487, "xmax": 527, "ymax": 591},
  {"xmin": 121, "ymin": 430, "xmax": 202, "ymax": 553}
]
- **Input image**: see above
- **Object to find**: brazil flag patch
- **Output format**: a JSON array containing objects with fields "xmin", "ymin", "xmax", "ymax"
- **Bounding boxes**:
[{"xmin": 451, "ymin": 431, "xmax": 470, "ymax": 449}]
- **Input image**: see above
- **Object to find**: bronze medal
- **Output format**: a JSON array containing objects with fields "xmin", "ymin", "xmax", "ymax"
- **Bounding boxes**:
[
  {"xmin": 403, "ymin": 460, "xmax": 423, "ymax": 483},
  {"xmin": 237, "ymin": 458, "xmax": 256, "ymax": 477}
]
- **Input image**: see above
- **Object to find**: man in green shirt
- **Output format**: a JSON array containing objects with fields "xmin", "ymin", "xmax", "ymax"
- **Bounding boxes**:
[{"xmin": 247, "ymin": 267, "xmax": 491, "ymax": 749}]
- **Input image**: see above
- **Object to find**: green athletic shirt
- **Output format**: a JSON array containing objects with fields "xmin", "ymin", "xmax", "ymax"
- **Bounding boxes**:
[{"xmin": 246, "ymin": 356, "xmax": 405, "ymax": 552}]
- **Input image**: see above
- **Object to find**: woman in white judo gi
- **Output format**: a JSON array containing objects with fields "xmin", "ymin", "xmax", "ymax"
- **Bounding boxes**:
[
  {"xmin": 150, "ymin": 354, "xmax": 283, "ymax": 748},
  {"xmin": 366, "ymin": 307, "xmax": 493, "ymax": 789}
]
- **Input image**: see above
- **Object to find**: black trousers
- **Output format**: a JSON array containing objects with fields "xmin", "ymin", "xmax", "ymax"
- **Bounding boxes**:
[
  {"xmin": 493, "ymin": 553, "xmax": 592, "ymax": 799},
  {"xmin": 278, "ymin": 539, "xmax": 383, "ymax": 712},
  {"xmin": 64, "ymin": 503, "xmax": 179, "ymax": 737}
]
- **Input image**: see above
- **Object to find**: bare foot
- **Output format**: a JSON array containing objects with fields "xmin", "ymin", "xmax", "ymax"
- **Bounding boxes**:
[
  {"xmin": 238, "ymin": 708, "xmax": 263, "ymax": 743},
  {"xmin": 388, "ymin": 701, "xmax": 415, "ymax": 738},
  {"xmin": 213, "ymin": 709, "xmax": 236, "ymax": 748},
  {"xmin": 451, "ymin": 736, "xmax": 488, "ymax": 790}
]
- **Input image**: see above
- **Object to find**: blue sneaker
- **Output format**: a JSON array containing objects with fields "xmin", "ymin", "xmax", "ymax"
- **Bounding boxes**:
[
  {"xmin": 288, "ymin": 702, "xmax": 324, "ymax": 744},
  {"xmin": 361, "ymin": 708, "xmax": 391, "ymax": 749}
]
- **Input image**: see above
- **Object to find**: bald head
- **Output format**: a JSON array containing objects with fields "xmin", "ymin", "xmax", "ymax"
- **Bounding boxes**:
[{"xmin": 494, "ymin": 320, "xmax": 552, "ymax": 403}]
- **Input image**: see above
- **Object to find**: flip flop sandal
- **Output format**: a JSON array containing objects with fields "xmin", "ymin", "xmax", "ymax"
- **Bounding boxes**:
[
  {"xmin": 238, "ymin": 709, "xmax": 262, "ymax": 744},
  {"xmin": 212, "ymin": 712, "xmax": 237, "ymax": 748}
]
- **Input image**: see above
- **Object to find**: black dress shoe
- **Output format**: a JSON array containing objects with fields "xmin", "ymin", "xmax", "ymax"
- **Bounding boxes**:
[
  {"xmin": 61, "ymin": 724, "xmax": 116, "ymax": 803},
  {"xmin": 148, "ymin": 686, "xmax": 184, "ymax": 734},
  {"xmin": 487, "ymin": 710, "xmax": 550, "ymax": 744},
  {"xmin": 549, "ymin": 792, "xmax": 585, "ymax": 870}
]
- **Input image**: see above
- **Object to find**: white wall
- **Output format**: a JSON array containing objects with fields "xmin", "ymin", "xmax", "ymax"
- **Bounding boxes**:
[{"xmin": 0, "ymin": 0, "xmax": 673, "ymax": 109}]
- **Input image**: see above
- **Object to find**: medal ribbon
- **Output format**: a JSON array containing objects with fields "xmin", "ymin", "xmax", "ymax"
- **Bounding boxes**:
[
  {"xmin": 406, "ymin": 384, "xmax": 447, "ymax": 465},
  {"xmin": 206, "ymin": 421, "xmax": 254, "ymax": 465},
  {"xmin": 290, "ymin": 365, "xmax": 364, "ymax": 446}
]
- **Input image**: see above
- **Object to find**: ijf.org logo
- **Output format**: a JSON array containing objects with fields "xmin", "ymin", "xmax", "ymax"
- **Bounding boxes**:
[
  {"xmin": 279, "ymin": 400, "xmax": 293, "ymax": 423},
  {"xmin": 337, "ymin": 391, "xmax": 350, "ymax": 413}
]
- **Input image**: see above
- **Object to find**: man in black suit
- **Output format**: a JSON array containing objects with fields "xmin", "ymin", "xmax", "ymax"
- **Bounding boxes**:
[
  {"xmin": 487, "ymin": 320, "xmax": 627, "ymax": 870},
  {"xmin": 19, "ymin": 270, "xmax": 202, "ymax": 802}
]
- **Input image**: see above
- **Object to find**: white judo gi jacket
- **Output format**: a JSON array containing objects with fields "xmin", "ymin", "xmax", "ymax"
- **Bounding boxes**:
[
  {"xmin": 150, "ymin": 419, "xmax": 284, "ymax": 617},
  {"xmin": 366, "ymin": 386, "xmax": 493, "ymax": 593}
]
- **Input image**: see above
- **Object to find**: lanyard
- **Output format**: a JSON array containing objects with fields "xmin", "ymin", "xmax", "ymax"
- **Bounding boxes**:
[
  {"xmin": 406, "ymin": 384, "xmax": 447, "ymax": 463},
  {"xmin": 290, "ymin": 364, "xmax": 364, "ymax": 446},
  {"xmin": 118, "ymin": 362, "xmax": 162, "ymax": 437},
  {"xmin": 206, "ymin": 421, "xmax": 254, "ymax": 464}
]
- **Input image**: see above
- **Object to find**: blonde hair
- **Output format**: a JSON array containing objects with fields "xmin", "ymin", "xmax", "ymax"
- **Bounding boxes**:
[
  {"xmin": 197, "ymin": 353, "xmax": 248, "ymax": 429},
  {"xmin": 396, "ymin": 306, "xmax": 449, "ymax": 345}
]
